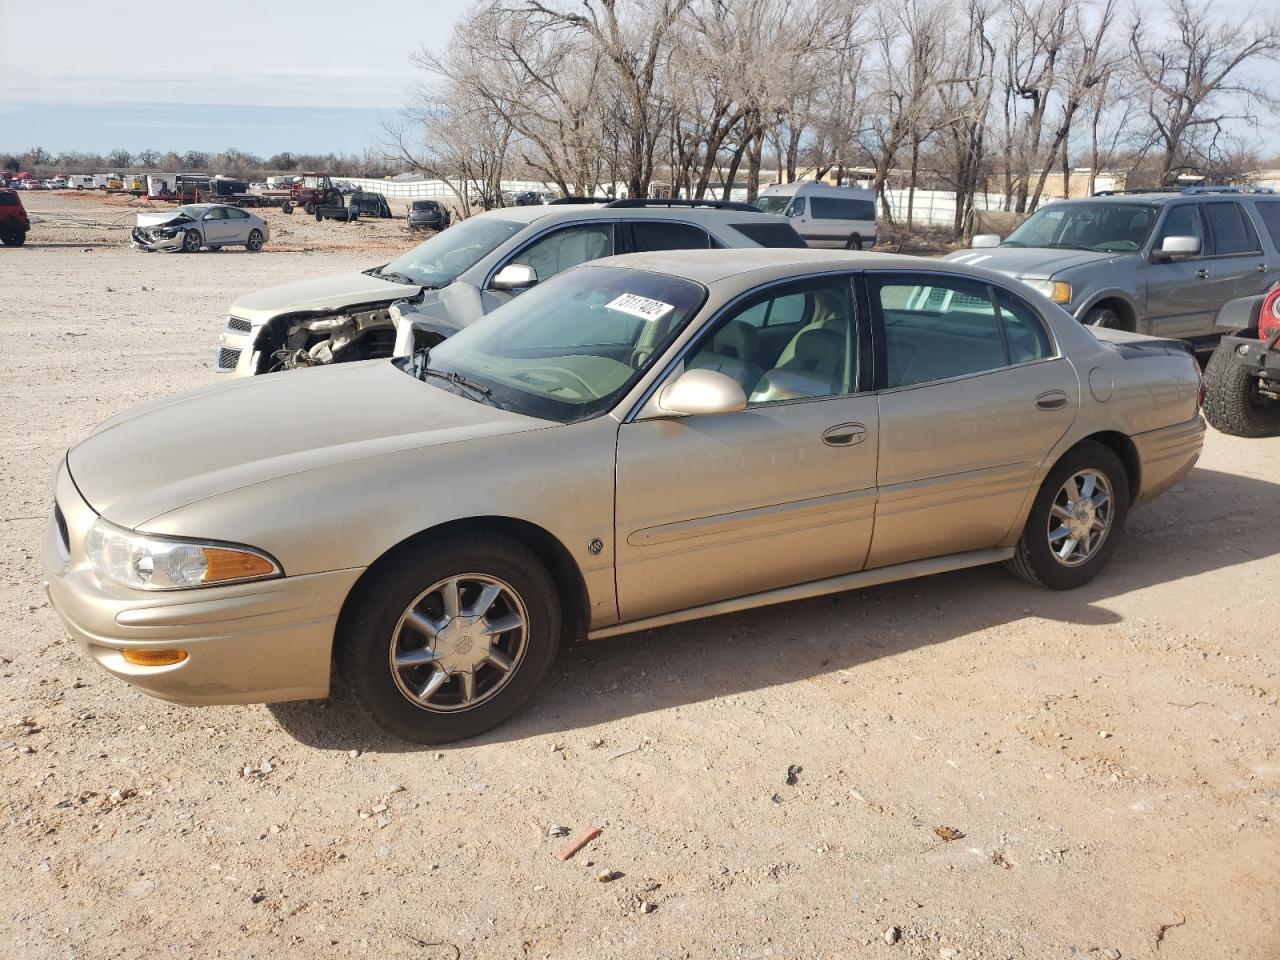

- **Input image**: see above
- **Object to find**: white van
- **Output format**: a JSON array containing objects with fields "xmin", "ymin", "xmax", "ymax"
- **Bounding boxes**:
[
  {"xmin": 755, "ymin": 182, "xmax": 877, "ymax": 250},
  {"xmin": 65, "ymin": 175, "xmax": 96, "ymax": 190}
]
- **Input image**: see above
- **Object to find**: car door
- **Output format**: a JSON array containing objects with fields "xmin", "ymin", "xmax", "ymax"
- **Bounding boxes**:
[
  {"xmin": 480, "ymin": 221, "xmax": 618, "ymax": 311},
  {"xmin": 614, "ymin": 274, "xmax": 879, "ymax": 621},
  {"xmin": 625, "ymin": 219, "xmax": 716, "ymax": 252},
  {"xmin": 223, "ymin": 206, "xmax": 251, "ymax": 242},
  {"xmin": 866, "ymin": 271, "xmax": 1078, "ymax": 569},
  {"xmin": 201, "ymin": 206, "xmax": 232, "ymax": 243},
  {"xmin": 1145, "ymin": 202, "xmax": 1218, "ymax": 338},
  {"xmin": 1202, "ymin": 201, "xmax": 1271, "ymax": 326}
]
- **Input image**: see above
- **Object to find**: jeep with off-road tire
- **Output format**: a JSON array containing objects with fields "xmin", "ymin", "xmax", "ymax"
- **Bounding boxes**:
[
  {"xmin": 0, "ymin": 187, "xmax": 30, "ymax": 246},
  {"xmin": 1202, "ymin": 282, "xmax": 1280, "ymax": 437}
]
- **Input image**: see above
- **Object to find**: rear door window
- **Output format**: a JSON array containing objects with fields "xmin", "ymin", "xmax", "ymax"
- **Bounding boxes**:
[
  {"xmin": 728, "ymin": 222, "xmax": 808, "ymax": 248},
  {"xmin": 1249, "ymin": 201, "xmax": 1280, "ymax": 251},
  {"xmin": 1204, "ymin": 202, "xmax": 1261, "ymax": 256},
  {"xmin": 629, "ymin": 221, "xmax": 713, "ymax": 252}
]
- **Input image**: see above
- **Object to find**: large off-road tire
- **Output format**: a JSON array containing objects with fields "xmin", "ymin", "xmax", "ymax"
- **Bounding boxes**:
[
  {"xmin": 844, "ymin": 233, "xmax": 863, "ymax": 251},
  {"xmin": 325, "ymin": 190, "xmax": 343, "ymax": 207},
  {"xmin": 1083, "ymin": 306, "xmax": 1122, "ymax": 329},
  {"xmin": 1202, "ymin": 341, "xmax": 1280, "ymax": 438},
  {"xmin": 1005, "ymin": 441, "xmax": 1130, "ymax": 590},
  {"xmin": 0, "ymin": 228, "xmax": 26, "ymax": 247},
  {"xmin": 182, "ymin": 229, "xmax": 202, "ymax": 253},
  {"xmin": 245, "ymin": 229, "xmax": 264, "ymax": 252},
  {"xmin": 337, "ymin": 532, "xmax": 562, "ymax": 744},
  {"xmin": 304, "ymin": 201, "xmax": 317, "ymax": 216},
  {"xmin": 281, "ymin": 201, "xmax": 293, "ymax": 215}
]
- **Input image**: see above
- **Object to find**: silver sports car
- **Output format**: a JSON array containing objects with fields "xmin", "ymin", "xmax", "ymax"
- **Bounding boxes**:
[
  {"xmin": 44, "ymin": 249, "xmax": 1204, "ymax": 743},
  {"xmin": 132, "ymin": 204, "xmax": 269, "ymax": 253}
]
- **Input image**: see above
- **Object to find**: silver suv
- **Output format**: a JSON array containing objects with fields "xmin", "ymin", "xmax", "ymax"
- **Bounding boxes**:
[
  {"xmin": 215, "ymin": 199, "xmax": 805, "ymax": 376},
  {"xmin": 947, "ymin": 188, "xmax": 1280, "ymax": 345}
]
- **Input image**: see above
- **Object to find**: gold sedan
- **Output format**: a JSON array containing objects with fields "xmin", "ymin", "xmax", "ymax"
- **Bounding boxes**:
[{"xmin": 44, "ymin": 249, "xmax": 1205, "ymax": 742}]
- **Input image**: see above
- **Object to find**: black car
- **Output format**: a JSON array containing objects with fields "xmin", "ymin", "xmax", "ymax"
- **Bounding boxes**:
[{"xmin": 408, "ymin": 200, "xmax": 451, "ymax": 231}]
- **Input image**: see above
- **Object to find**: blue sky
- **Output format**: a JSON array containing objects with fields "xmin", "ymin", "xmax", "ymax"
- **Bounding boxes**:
[
  {"xmin": 0, "ymin": 0, "xmax": 474, "ymax": 156},
  {"xmin": 0, "ymin": 0, "xmax": 1275, "ymax": 159}
]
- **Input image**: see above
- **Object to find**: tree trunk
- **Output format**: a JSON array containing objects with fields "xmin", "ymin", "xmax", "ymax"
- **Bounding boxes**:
[{"xmin": 906, "ymin": 136, "xmax": 920, "ymax": 231}]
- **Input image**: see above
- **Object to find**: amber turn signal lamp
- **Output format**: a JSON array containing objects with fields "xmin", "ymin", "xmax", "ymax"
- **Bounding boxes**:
[
  {"xmin": 121, "ymin": 649, "xmax": 188, "ymax": 667},
  {"xmin": 202, "ymin": 548, "xmax": 276, "ymax": 584}
]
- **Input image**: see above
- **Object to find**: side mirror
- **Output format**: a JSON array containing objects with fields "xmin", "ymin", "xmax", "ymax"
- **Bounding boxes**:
[
  {"xmin": 970, "ymin": 234, "xmax": 1001, "ymax": 248},
  {"xmin": 1156, "ymin": 235, "xmax": 1200, "ymax": 261},
  {"xmin": 491, "ymin": 263, "xmax": 538, "ymax": 291},
  {"xmin": 656, "ymin": 369, "xmax": 747, "ymax": 417}
]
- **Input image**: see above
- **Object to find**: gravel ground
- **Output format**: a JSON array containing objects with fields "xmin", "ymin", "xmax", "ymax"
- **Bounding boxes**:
[{"xmin": 2, "ymin": 191, "xmax": 1278, "ymax": 960}]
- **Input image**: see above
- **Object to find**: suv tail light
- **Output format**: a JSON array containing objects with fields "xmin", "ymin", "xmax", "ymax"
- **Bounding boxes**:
[{"xmin": 1260, "ymin": 284, "xmax": 1280, "ymax": 341}]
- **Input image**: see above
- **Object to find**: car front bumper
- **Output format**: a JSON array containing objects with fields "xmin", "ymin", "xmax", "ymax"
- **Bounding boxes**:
[
  {"xmin": 130, "ymin": 226, "xmax": 184, "ymax": 252},
  {"xmin": 1216, "ymin": 331, "xmax": 1280, "ymax": 385},
  {"xmin": 43, "ymin": 461, "xmax": 364, "ymax": 705}
]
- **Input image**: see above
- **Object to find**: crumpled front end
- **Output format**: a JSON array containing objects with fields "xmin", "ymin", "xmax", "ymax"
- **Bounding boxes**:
[{"xmin": 131, "ymin": 224, "xmax": 186, "ymax": 252}]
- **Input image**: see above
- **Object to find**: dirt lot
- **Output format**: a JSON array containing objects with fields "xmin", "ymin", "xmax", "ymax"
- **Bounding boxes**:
[{"xmin": 2, "ymin": 191, "xmax": 1278, "ymax": 960}]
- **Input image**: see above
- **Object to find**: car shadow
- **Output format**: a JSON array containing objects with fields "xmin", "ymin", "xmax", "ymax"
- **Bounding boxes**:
[{"xmin": 268, "ymin": 465, "xmax": 1280, "ymax": 752}]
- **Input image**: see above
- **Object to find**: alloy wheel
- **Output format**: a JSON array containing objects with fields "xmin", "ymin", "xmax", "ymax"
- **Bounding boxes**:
[
  {"xmin": 388, "ymin": 574, "xmax": 529, "ymax": 713},
  {"xmin": 1046, "ymin": 469, "xmax": 1114, "ymax": 567}
]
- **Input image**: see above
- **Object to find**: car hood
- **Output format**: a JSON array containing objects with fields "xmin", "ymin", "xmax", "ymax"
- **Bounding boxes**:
[
  {"xmin": 946, "ymin": 246, "xmax": 1132, "ymax": 278},
  {"xmin": 68, "ymin": 360, "xmax": 547, "ymax": 529},
  {"xmin": 135, "ymin": 211, "xmax": 194, "ymax": 229},
  {"xmin": 227, "ymin": 272, "xmax": 421, "ymax": 323}
]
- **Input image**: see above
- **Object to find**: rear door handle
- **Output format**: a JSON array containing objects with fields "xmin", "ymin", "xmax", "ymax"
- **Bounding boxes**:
[
  {"xmin": 822, "ymin": 422, "xmax": 867, "ymax": 446},
  {"xmin": 1195, "ymin": 268, "xmax": 1210, "ymax": 279},
  {"xmin": 1035, "ymin": 390, "xmax": 1068, "ymax": 411}
]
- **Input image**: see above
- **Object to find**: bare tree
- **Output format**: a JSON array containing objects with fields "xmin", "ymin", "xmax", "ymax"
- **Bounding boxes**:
[{"xmin": 1129, "ymin": 0, "xmax": 1280, "ymax": 184}]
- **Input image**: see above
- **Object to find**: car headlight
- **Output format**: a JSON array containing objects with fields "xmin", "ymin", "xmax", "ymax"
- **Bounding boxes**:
[
  {"xmin": 1024, "ymin": 279, "xmax": 1072, "ymax": 304},
  {"xmin": 85, "ymin": 519, "xmax": 280, "ymax": 590}
]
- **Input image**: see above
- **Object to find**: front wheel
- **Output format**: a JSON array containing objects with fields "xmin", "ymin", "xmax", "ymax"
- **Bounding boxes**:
[
  {"xmin": 0, "ymin": 228, "xmax": 26, "ymax": 247},
  {"xmin": 337, "ymin": 532, "xmax": 562, "ymax": 744},
  {"xmin": 281, "ymin": 201, "xmax": 293, "ymax": 215},
  {"xmin": 1005, "ymin": 442, "xmax": 1130, "ymax": 590},
  {"xmin": 844, "ymin": 233, "xmax": 863, "ymax": 251},
  {"xmin": 245, "ymin": 229, "xmax": 264, "ymax": 252},
  {"xmin": 1202, "ymin": 342, "xmax": 1280, "ymax": 437},
  {"xmin": 1083, "ymin": 306, "xmax": 1122, "ymax": 329},
  {"xmin": 304, "ymin": 201, "xmax": 317, "ymax": 216},
  {"xmin": 182, "ymin": 229, "xmax": 202, "ymax": 253}
]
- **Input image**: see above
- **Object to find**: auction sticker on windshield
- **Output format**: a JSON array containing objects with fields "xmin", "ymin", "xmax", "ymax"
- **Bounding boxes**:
[{"xmin": 606, "ymin": 294, "xmax": 675, "ymax": 322}]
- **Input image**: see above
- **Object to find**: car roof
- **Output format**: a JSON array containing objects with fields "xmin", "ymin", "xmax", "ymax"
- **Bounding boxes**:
[
  {"xmin": 582, "ymin": 247, "xmax": 1018, "ymax": 287},
  {"xmin": 471, "ymin": 203, "xmax": 789, "ymax": 227}
]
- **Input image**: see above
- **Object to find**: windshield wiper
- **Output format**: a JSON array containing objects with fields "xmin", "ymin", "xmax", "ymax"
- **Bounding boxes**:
[{"xmin": 410, "ymin": 348, "xmax": 491, "ymax": 403}]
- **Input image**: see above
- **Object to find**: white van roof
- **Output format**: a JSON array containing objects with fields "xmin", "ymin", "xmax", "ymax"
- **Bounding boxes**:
[{"xmin": 760, "ymin": 181, "xmax": 874, "ymax": 197}]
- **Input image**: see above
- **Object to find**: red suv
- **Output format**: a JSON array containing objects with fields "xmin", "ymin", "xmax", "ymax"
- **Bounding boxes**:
[{"xmin": 0, "ymin": 188, "xmax": 30, "ymax": 246}]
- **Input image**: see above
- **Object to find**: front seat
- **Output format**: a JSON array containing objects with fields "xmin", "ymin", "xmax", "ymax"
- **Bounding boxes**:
[
  {"xmin": 687, "ymin": 319, "xmax": 764, "ymax": 394},
  {"xmin": 750, "ymin": 290, "xmax": 849, "ymax": 402}
]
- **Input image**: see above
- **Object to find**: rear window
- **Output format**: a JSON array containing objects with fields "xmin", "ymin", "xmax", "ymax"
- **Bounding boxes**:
[
  {"xmin": 729, "ymin": 222, "xmax": 808, "ymax": 248},
  {"xmin": 0, "ymin": 192, "xmax": 18, "ymax": 207},
  {"xmin": 1253, "ymin": 200, "xmax": 1280, "ymax": 249},
  {"xmin": 810, "ymin": 196, "xmax": 876, "ymax": 222},
  {"xmin": 1204, "ymin": 202, "xmax": 1261, "ymax": 255}
]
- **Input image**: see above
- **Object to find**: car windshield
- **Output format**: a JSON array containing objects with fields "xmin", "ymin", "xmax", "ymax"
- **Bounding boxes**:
[
  {"xmin": 375, "ymin": 216, "xmax": 524, "ymax": 287},
  {"xmin": 171, "ymin": 205, "xmax": 208, "ymax": 220},
  {"xmin": 1003, "ymin": 202, "xmax": 1158, "ymax": 253},
  {"xmin": 754, "ymin": 195, "xmax": 791, "ymax": 215},
  {"xmin": 401, "ymin": 265, "xmax": 707, "ymax": 424}
]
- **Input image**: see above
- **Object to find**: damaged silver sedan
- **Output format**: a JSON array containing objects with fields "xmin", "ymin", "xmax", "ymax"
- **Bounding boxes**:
[{"xmin": 132, "ymin": 204, "xmax": 269, "ymax": 254}]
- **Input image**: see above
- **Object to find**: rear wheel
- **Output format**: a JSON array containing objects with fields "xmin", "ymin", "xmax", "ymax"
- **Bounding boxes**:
[
  {"xmin": 182, "ymin": 229, "xmax": 201, "ymax": 253},
  {"xmin": 281, "ymin": 201, "xmax": 293, "ymax": 215},
  {"xmin": 0, "ymin": 228, "xmax": 25, "ymax": 247},
  {"xmin": 1005, "ymin": 442, "xmax": 1129, "ymax": 590},
  {"xmin": 845, "ymin": 233, "xmax": 863, "ymax": 251},
  {"xmin": 304, "ymin": 201, "xmax": 317, "ymax": 216},
  {"xmin": 1202, "ymin": 342, "xmax": 1280, "ymax": 437},
  {"xmin": 337, "ymin": 532, "xmax": 561, "ymax": 744},
  {"xmin": 245, "ymin": 229, "xmax": 264, "ymax": 252}
]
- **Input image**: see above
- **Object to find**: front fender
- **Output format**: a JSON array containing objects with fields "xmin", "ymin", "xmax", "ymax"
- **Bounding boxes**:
[{"xmin": 1074, "ymin": 288, "xmax": 1141, "ymax": 327}]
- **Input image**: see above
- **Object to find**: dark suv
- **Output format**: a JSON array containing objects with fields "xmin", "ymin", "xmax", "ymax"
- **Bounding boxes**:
[
  {"xmin": 0, "ymin": 188, "xmax": 30, "ymax": 246},
  {"xmin": 408, "ymin": 200, "xmax": 451, "ymax": 232}
]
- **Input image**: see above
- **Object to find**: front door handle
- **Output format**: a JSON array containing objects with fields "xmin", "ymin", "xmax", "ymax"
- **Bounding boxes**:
[
  {"xmin": 1035, "ymin": 390, "xmax": 1068, "ymax": 411},
  {"xmin": 1258, "ymin": 264, "xmax": 1270, "ymax": 274},
  {"xmin": 822, "ymin": 422, "xmax": 867, "ymax": 446},
  {"xmin": 1195, "ymin": 268, "xmax": 1210, "ymax": 279}
]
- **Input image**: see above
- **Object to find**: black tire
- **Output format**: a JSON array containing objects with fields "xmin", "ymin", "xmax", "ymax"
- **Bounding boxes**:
[
  {"xmin": 208, "ymin": 244, "xmax": 222, "ymax": 251},
  {"xmin": 245, "ymin": 229, "xmax": 264, "ymax": 252},
  {"xmin": 325, "ymin": 190, "xmax": 343, "ymax": 207},
  {"xmin": 1004, "ymin": 441, "xmax": 1130, "ymax": 590},
  {"xmin": 182, "ymin": 229, "xmax": 201, "ymax": 253},
  {"xmin": 845, "ymin": 233, "xmax": 863, "ymax": 251},
  {"xmin": 0, "ymin": 228, "xmax": 25, "ymax": 247},
  {"xmin": 1083, "ymin": 306, "xmax": 1122, "ymax": 329},
  {"xmin": 304, "ymin": 201, "xmax": 317, "ymax": 216},
  {"xmin": 1202, "ymin": 342, "xmax": 1280, "ymax": 438},
  {"xmin": 315, "ymin": 209, "xmax": 323, "ymax": 222},
  {"xmin": 337, "ymin": 532, "xmax": 562, "ymax": 744},
  {"xmin": 281, "ymin": 201, "xmax": 293, "ymax": 215}
]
